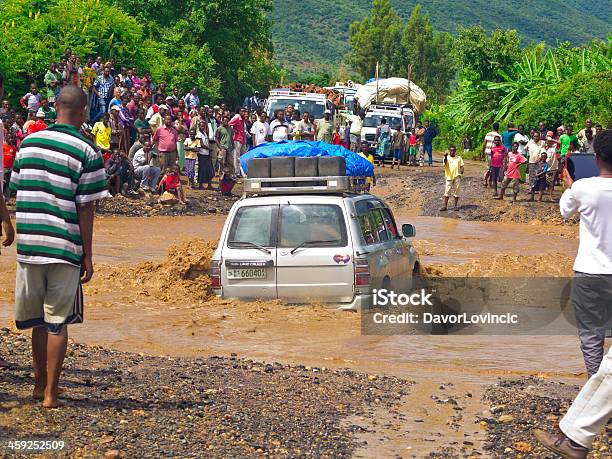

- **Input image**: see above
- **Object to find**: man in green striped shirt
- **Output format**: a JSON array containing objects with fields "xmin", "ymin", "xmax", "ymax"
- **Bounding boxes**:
[{"xmin": 10, "ymin": 86, "xmax": 108, "ymax": 408}]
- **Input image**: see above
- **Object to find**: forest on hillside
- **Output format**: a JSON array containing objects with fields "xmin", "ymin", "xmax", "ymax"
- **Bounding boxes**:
[
  {"xmin": 345, "ymin": 0, "xmax": 611, "ymax": 151},
  {"xmin": 270, "ymin": 0, "xmax": 611, "ymax": 79}
]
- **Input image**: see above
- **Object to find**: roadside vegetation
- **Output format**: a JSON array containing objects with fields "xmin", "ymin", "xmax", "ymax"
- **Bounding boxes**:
[
  {"xmin": 346, "ymin": 0, "xmax": 611, "ymax": 155},
  {"xmin": 0, "ymin": 0, "xmax": 281, "ymax": 106}
]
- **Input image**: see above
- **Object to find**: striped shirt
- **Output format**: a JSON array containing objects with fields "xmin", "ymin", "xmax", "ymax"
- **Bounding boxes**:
[
  {"xmin": 483, "ymin": 131, "xmax": 500, "ymax": 158},
  {"xmin": 9, "ymin": 124, "xmax": 108, "ymax": 266}
]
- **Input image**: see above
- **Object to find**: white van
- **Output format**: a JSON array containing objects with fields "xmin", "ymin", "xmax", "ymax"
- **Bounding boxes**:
[{"xmin": 210, "ymin": 160, "xmax": 420, "ymax": 310}]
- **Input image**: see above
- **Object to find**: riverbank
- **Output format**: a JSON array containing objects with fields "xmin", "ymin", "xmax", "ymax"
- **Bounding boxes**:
[
  {"xmin": 1, "ymin": 330, "xmax": 410, "ymax": 458},
  {"xmin": 2, "ymin": 332, "xmax": 609, "ymax": 458}
]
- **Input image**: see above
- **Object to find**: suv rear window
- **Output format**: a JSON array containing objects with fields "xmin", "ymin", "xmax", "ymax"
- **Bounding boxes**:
[
  {"xmin": 228, "ymin": 205, "xmax": 276, "ymax": 247},
  {"xmin": 279, "ymin": 204, "xmax": 347, "ymax": 248}
]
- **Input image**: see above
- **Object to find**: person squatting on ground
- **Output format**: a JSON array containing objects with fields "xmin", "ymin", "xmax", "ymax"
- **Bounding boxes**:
[
  {"xmin": 534, "ymin": 129, "xmax": 612, "ymax": 459},
  {"xmin": 158, "ymin": 165, "xmax": 188, "ymax": 205},
  {"xmin": 9, "ymin": 86, "xmax": 108, "ymax": 408},
  {"xmin": 132, "ymin": 140, "xmax": 160, "ymax": 191},
  {"xmin": 440, "ymin": 145, "xmax": 464, "ymax": 211}
]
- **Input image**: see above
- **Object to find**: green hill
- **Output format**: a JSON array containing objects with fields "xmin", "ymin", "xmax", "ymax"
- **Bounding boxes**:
[{"xmin": 270, "ymin": 0, "xmax": 611, "ymax": 78}]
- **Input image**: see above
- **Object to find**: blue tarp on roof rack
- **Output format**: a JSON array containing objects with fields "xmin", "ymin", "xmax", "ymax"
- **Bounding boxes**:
[{"xmin": 240, "ymin": 141, "xmax": 374, "ymax": 177}]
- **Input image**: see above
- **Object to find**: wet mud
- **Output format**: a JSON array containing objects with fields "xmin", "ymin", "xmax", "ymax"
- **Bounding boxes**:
[{"xmin": 0, "ymin": 161, "xmax": 598, "ymax": 458}]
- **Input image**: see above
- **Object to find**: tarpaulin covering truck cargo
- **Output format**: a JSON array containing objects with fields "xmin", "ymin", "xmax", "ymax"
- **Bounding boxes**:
[
  {"xmin": 354, "ymin": 77, "xmax": 427, "ymax": 114},
  {"xmin": 240, "ymin": 140, "xmax": 374, "ymax": 177}
]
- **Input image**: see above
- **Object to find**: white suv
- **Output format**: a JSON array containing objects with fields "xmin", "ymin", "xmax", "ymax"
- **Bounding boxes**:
[{"xmin": 211, "ymin": 162, "xmax": 419, "ymax": 310}]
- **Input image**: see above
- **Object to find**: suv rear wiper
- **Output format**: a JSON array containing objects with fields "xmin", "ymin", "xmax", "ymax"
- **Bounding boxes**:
[
  {"xmin": 228, "ymin": 241, "xmax": 271, "ymax": 255},
  {"xmin": 290, "ymin": 240, "xmax": 340, "ymax": 254}
]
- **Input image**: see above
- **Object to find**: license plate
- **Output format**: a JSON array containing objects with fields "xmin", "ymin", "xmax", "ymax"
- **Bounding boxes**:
[{"xmin": 226, "ymin": 268, "xmax": 266, "ymax": 279}]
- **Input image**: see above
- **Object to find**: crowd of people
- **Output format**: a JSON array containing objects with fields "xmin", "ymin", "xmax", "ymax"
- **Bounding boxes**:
[
  {"xmin": 437, "ymin": 118, "xmax": 604, "ymax": 211},
  {"xmin": 373, "ymin": 118, "xmax": 438, "ymax": 169},
  {"xmin": 480, "ymin": 119, "xmax": 601, "ymax": 202},
  {"xmin": 0, "ymin": 50, "xmax": 346, "ymax": 204}
]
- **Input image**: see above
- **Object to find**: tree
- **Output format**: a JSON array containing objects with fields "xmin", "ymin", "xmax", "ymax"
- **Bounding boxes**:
[
  {"xmin": 400, "ymin": 5, "xmax": 455, "ymax": 102},
  {"xmin": 0, "ymin": 0, "xmax": 144, "ymax": 99},
  {"xmin": 118, "ymin": 0, "xmax": 278, "ymax": 105},
  {"xmin": 453, "ymin": 26, "xmax": 521, "ymax": 82},
  {"xmin": 347, "ymin": 3, "xmax": 455, "ymax": 103},
  {"xmin": 347, "ymin": 0, "xmax": 402, "ymax": 79}
]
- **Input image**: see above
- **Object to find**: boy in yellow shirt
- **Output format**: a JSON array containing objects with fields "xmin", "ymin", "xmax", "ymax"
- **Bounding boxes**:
[{"xmin": 441, "ymin": 145, "xmax": 464, "ymax": 211}]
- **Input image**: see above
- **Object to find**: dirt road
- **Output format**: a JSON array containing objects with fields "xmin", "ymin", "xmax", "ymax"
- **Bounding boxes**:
[{"xmin": 1, "ymin": 156, "xmax": 609, "ymax": 458}]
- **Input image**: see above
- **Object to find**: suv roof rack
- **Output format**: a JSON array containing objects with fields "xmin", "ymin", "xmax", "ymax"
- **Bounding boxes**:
[
  {"xmin": 244, "ymin": 176, "xmax": 370, "ymax": 195},
  {"xmin": 244, "ymin": 156, "xmax": 370, "ymax": 195}
]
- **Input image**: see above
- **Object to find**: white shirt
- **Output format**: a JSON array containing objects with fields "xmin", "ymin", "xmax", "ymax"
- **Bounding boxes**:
[
  {"xmin": 483, "ymin": 130, "xmax": 500, "ymax": 156},
  {"xmin": 145, "ymin": 106, "xmax": 155, "ymax": 120},
  {"xmin": 526, "ymin": 139, "xmax": 544, "ymax": 163},
  {"xmin": 250, "ymin": 120, "xmax": 270, "ymax": 146},
  {"xmin": 514, "ymin": 132, "xmax": 529, "ymax": 156},
  {"xmin": 195, "ymin": 131, "xmax": 209, "ymax": 155},
  {"xmin": 270, "ymin": 119, "xmax": 290, "ymax": 142},
  {"xmin": 560, "ymin": 177, "xmax": 612, "ymax": 274},
  {"xmin": 132, "ymin": 148, "xmax": 147, "ymax": 168}
]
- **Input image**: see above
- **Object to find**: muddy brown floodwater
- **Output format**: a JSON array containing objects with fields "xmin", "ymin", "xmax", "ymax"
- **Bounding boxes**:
[{"xmin": 0, "ymin": 165, "xmax": 592, "ymax": 457}]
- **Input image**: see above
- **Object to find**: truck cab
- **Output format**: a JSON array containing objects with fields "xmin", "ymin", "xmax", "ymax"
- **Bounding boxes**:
[
  {"xmin": 360, "ymin": 104, "xmax": 417, "ymax": 148},
  {"xmin": 265, "ymin": 89, "xmax": 334, "ymax": 121}
]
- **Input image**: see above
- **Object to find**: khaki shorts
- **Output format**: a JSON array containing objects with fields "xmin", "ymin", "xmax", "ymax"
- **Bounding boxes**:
[
  {"xmin": 209, "ymin": 142, "xmax": 218, "ymax": 163},
  {"xmin": 444, "ymin": 177, "xmax": 461, "ymax": 198},
  {"xmin": 15, "ymin": 262, "xmax": 82, "ymax": 334},
  {"xmin": 159, "ymin": 150, "xmax": 177, "ymax": 171},
  {"xmin": 501, "ymin": 177, "xmax": 520, "ymax": 194}
]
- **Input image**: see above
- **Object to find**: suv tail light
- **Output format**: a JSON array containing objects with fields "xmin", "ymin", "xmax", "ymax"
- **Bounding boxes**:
[
  {"xmin": 355, "ymin": 258, "xmax": 370, "ymax": 287},
  {"xmin": 210, "ymin": 260, "xmax": 221, "ymax": 288}
]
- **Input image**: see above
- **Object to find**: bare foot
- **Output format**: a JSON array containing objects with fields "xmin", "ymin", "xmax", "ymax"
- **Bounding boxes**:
[
  {"xmin": 42, "ymin": 396, "xmax": 61, "ymax": 409},
  {"xmin": 33, "ymin": 386, "xmax": 45, "ymax": 400},
  {"xmin": 42, "ymin": 387, "xmax": 62, "ymax": 408}
]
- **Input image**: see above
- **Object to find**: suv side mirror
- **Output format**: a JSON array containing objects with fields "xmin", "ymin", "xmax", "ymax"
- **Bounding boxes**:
[{"xmin": 402, "ymin": 223, "xmax": 416, "ymax": 238}]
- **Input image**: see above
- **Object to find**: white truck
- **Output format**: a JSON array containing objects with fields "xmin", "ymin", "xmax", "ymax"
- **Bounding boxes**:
[
  {"xmin": 264, "ymin": 89, "xmax": 335, "ymax": 120},
  {"xmin": 360, "ymin": 104, "xmax": 416, "ymax": 148}
]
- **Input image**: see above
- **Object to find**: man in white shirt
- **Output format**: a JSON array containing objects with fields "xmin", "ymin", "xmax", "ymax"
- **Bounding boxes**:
[
  {"xmin": 514, "ymin": 124, "xmax": 529, "ymax": 156},
  {"xmin": 534, "ymin": 129, "xmax": 612, "ymax": 459},
  {"xmin": 250, "ymin": 113, "xmax": 271, "ymax": 147},
  {"xmin": 269, "ymin": 110, "xmax": 290, "ymax": 142},
  {"xmin": 132, "ymin": 140, "xmax": 161, "ymax": 191},
  {"xmin": 526, "ymin": 131, "xmax": 544, "ymax": 191},
  {"xmin": 293, "ymin": 111, "xmax": 315, "ymax": 140}
]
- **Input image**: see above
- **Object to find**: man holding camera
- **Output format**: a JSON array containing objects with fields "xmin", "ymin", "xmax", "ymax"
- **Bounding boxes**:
[{"xmin": 534, "ymin": 130, "xmax": 612, "ymax": 458}]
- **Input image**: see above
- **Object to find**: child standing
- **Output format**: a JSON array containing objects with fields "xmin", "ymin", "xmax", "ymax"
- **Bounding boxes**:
[
  {"xmin": 529, "ymin": 151, "xmax": 550, "ymax": 202},
  {"xmin": 440, "ymin": 145, "xmax": 464, "ymax": 211},
  {"xmin": 183, "ymin": 130, "xmax": 199, "ymax": 188},
  {"xmin": 496, "ymin": 141, "xmax": 527, "ymax": 202},
  {"xmin": 489, "ymin": 136, "xmax": 507, "ymax": 197},
  {"xmin": 391, "ymin": 129, "xmax": 405, "ymax": 169},
  {"xmin": 408, "ymin": 131, "xmax": 417, "ymax": 165},
  {"xmin": 357, "ymin": 140, "xmax": 377, "ymax": 191}
]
